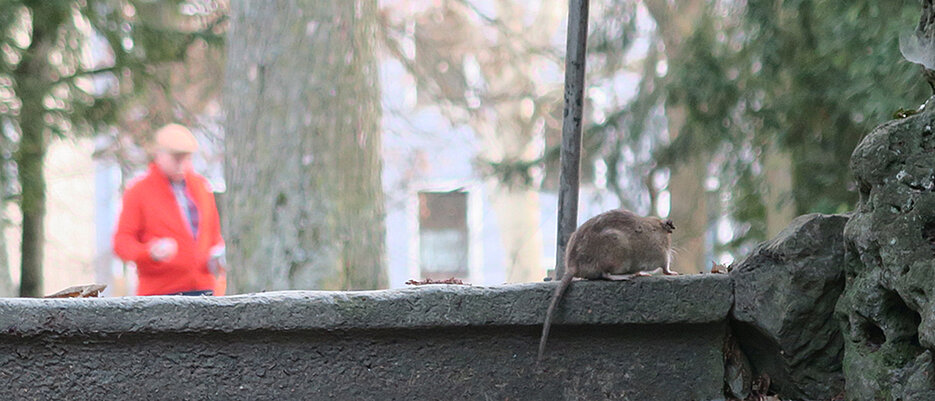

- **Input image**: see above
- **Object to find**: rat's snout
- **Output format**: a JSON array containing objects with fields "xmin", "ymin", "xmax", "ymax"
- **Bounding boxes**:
[{"xmin": 663, "ymin": 219, "xmax": 676, "ymax": 233}]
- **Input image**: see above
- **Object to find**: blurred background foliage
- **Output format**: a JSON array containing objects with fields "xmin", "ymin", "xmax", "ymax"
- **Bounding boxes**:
[
  {"xmin": 383, "ymin": 0, "xmax": 925, "ymax": 271},
  {"xmin": 655, "ymin": 0, "xmax": 925, "ymax": 255},
  {"xmin": 0, "ymin": 0, "xmax": 926, "ymax": 294}
]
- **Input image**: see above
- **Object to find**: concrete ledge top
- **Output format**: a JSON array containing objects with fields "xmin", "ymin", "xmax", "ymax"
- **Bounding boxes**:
[{"xmin": 0, "ymin": 274, "xmax": 731, "ymax": 337}]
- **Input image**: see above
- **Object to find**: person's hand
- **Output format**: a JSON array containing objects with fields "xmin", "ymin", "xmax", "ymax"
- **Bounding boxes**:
[
  {"xmin": 207, "ymin": 245, "xmax": 226, "ymax": 275},
  {"xmin": 149, "ymin": 238, "xmax": 177, "ymax": 262}
]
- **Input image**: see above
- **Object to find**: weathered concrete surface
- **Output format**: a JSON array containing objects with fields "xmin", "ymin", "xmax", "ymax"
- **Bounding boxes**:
[
  {"xmin": 836, "ymin": 112, "xmax": 935, "ymax": 400},
  {"xmin": 0, "ymin": 275, "xmax": 730, "ymax": 335},
  {"xmin": 0, "ymin": 275, "xmax": 731, "ymax": 400},
  {"xmin": 730, "ymin": 213, "xmax": 848, "ymax": 400}
]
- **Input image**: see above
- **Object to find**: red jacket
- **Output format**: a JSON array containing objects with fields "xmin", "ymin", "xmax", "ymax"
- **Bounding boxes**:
[{"xmin": 113, "ymin": 163, "xmax": 224, "ymax": 295}]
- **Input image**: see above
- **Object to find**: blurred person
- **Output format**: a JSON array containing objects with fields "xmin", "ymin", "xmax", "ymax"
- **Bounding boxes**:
[{"xmin": 113, "ymin": 123, "xmax": 226, "ymax": 296}]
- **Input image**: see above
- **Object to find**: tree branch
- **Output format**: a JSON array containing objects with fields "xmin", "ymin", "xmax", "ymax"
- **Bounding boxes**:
[{"xmin": 52, "ymin": 65, "xmax": 120, "ymax": 86}]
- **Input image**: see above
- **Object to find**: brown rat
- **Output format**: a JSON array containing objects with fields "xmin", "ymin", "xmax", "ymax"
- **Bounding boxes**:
[{"xmin": 538, "ymin": 209, "xmax": 676, "ymax": 362}]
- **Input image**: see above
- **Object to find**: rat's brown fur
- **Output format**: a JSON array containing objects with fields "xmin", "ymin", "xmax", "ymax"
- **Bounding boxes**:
[{"xmin": 538, "ymin": 209, "xmax": 676, "ymax": 362}]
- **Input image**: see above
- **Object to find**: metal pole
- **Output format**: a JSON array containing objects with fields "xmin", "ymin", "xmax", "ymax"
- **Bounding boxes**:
[{"xmin": 554, "ymin": 0, "xmax": 590, "ymax": 280}]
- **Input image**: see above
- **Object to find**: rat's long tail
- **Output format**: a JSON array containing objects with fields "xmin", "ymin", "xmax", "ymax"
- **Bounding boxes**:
[{"xmin": 538, "ymin": 270, "xmax": 575, "ymax": 363}]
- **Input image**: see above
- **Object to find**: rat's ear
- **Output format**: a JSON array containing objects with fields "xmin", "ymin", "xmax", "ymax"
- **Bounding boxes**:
[{"xmin": 663, "ymin": 219, "xmax": 676, "ymax": 233}]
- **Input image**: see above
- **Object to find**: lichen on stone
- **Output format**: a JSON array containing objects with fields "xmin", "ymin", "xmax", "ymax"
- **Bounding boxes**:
[{"xmin": 836, "ymin": 111, "xmax": 935, "ymax": 400}]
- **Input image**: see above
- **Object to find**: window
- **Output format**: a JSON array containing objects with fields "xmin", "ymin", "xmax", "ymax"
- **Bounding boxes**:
[{"xmin": 418, "ymin": 190, "xmax": 468, "ymax": 279}]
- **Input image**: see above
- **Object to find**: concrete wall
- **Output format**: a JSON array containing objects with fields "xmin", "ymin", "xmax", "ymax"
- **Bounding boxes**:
[{"xmin": 0, "ymin": 275, "xmax": 731, "ymax": 400}]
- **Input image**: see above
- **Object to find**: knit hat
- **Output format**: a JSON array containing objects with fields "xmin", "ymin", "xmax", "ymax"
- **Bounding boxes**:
[{"xmin": 154, "ymin": 123, "xmax": 198, "ymax": 154}]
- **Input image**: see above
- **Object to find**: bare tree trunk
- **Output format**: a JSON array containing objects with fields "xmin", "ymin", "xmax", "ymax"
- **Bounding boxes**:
[
  {"xmin": 0, "ymin": 98, "xmax": 13, "ymax": 298},
  {"xmin": 12, "ymin": 14, "xmax": 55, "ymax": 297},
  {"xmin": 474, "ymin": 1, "xmax": 561, "ymax": 283},
  {"xmin": 763, "ymin": 149, "xmax": 796, "ymax": 238},
  {"xmin": 644, "ymin": 0, "xmax": 709, "ymax": 273},
  {"xmin": 0, "ymin": 149, "xmax": 11, "ymax": 296},
  {"xmin": 487, "ymin": 183, "xmax": 544, "ymax": 282},
  {"xmin": 224, "ymin": 0, "xmax": 386, "ymax": 292},
  {"xmin": 0, "ymin": 242, "xmax": 11, "ymax": 297},
  {"xmin": 16, "ymin": 114, "xmax": 46, "ymax": 297},
  {"xmin": 668, "ymin": 153, "xmax": 708, "ymax": 272},
  {"xmin": 474, "ymin": 103, "xmax": 545, "ymax": 282}
]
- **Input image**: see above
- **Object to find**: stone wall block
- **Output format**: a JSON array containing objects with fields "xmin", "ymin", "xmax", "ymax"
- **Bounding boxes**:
[
  {"xmin": 730, "ymin": 213, "xmax": 849, "ymax": 400},
  {"xmin": 838, "ymin": 112, "xmax": 935, "ymax": 400}
]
